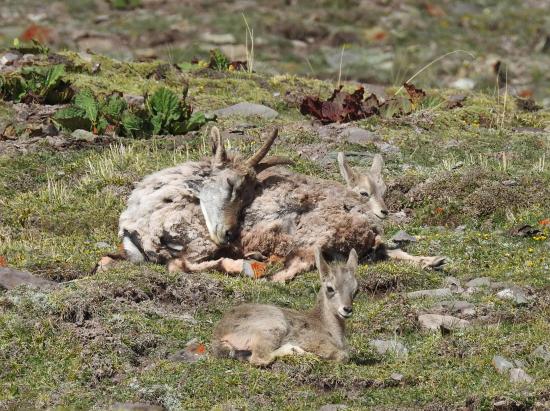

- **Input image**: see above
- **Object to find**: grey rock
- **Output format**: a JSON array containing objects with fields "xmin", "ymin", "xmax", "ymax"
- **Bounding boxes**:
[
  {"xmin": 492, "ymin": 355, "xmax": 514, "ymax": 374},
  {"xmin": 418, "ymin": 314, "xmax": 470, "ymax": 331},
  {"xmin": 123, "ymin": 93, "xmax": 145, "ymax": 108},
  {"xmin": 390, "ymin": 373, "xmax": 404, "ymax": 381},
  {"xmin": 496, "ymin": 287, "xmax": 529, "ymax": 305},
  {"xmin": 71, "ymin": 129, "xmax": 97, "ymax": 142},
  {"xmin": 339, "ymin": 127, "xmax": 379, "ymax": 146},
  {"xmin": 0, "ymin": 267, "xmax": 57, "ymax": 290},
  {"xmin": 318, "ymin": 405, "xmax": 349, "ymax": 411},
  {"xmin": 200, "ymin": 32, "xmax": 236, "ymax": 44},
  {"xmin": 0, "ymin": 52, "xmax": 20, "ymax": 67},
  {"xmin": 450, "ymin": 78, "xmax": 475, "ymax": 90},
  {"xmin": 212, "ymin": 102, "xmax": 278, "ymax": 119},
  {"xmin": 531, "ymin": 345, "xmax": 550, "ymax": 362},
  {"xmin": 443, "ymin": 276, "xmax": 462, "ymax": 291},
  {"xmin": 406, "ymin": 288, "xmax": 452, "ymax": 299},
  {"xmin": 42, "ymin": 123, "xmax": 59, "ymax": 136},
  {"xmin": 455, "ymin": 225, "xmax": 467, "ymax": 232},
  {"xmin": 390, "ymin": 230, "xmax": 416, "ymax": 243},
  {"xmin": 45, "ymin": 135, "xmax": 67, "ymax": 149},
  {"xmin": 509, "ymin": 368, "xmax": 534, "ymax": 383},
  {"xmin": 375, "ymin": 141, "xmax": 400, "ymax": 153},
  {"xmin": 319, "ymin": 405, "xmax": 348, "ymax": 411},
  {"xmin": 388, "ymin": 211, "xmax": 410, "ymax": 225},
  {"xmin": 433, "ymin": 300, "xmax": 475, "ymax": 316},
  {"xmin": 465, "ymin": 277, "xmax": 492, "ymax": 288},
  {"xmin": 95, "ymin": 242, "xmax": 111, "ymax": 249},
  {"xmin": 370, "ymin": 339, "xmax": 408, "ymax": 358}
]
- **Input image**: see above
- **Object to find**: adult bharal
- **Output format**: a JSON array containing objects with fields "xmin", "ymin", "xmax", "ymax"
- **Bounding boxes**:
[
  {"xmin": 236, "ymin": 152, "xmax": 445, "ymax": 281},
  {"xmin": 95, "ymin": 126, "xmax": 289, "ymax": 273}
]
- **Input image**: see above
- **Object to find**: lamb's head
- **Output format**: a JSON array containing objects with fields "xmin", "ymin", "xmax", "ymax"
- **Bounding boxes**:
[
  {"xmin": 337, "ymin": 152, "xmax": 388, "ymax": 220},
  {"xmin": 200, "ymin": 126, "xmax": 288, "ymax": 246},
  {"xmin": 315, "ymin": 247, "xmax": 359, "ymax": 320}
]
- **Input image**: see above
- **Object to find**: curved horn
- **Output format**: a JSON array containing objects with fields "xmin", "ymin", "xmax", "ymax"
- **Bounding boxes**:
[
  {"xmin": 245, "ymin": 128, "xmax": 279, "ymax": 168},
  {"xmin": 211, "ymin": 126, "xmax": 226, "ymax": 165}
]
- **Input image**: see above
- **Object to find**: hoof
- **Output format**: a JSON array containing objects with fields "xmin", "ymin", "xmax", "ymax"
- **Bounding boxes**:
[{"xmin": 422, "ymin": 256, "xmax": 447, "ymax": 269}]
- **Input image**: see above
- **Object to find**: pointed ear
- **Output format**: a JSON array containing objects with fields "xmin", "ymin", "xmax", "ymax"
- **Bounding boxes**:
[
  {"xmin": 211, "ymin": 126, "xmax": 226, "ymax": 166},
  {"xmin": 370, "ymin": 154, "xmax": 384, "ymax": 177},
  {"xmin": 254, "ymin": 156, "xmax": 294, "ymax": 173},
  {"xmin": 337, "ymin": 152, "xmax": 357, "ymax": 188},
  {"xmin": 347, "ymin": 248, "xmax": 358, "ymax": 271},
  {"xmin": 314, "ymin": 247, "xmax": 330, "ymax": 281}
]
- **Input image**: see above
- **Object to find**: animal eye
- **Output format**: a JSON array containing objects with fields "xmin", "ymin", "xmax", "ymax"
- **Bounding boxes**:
[
  {"xmin": 360, "ymin": 192, "xmax": 370, "ymax": 198},
  {"xmin": 326, "ymin": 286, "xmax": 335, "ymax": 294}
]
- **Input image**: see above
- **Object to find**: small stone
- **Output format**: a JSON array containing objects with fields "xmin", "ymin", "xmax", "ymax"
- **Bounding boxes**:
[
  {"xmin": 455, "ymin": 225, "xmax": 467, "ymax": 232},
  {"xmin": 418, "ymin": 314, "xmax": 470, "ymax": 331},
  {"xmin": 465, "ymin": 277, "xmax": 492, "ymax": 288},
  {"xmin": 375, "ymin": 141, "xmax": 400, "ymax": 154},
  {"xmin": 42, "ymin": 123, "xmax": 59, "ymax": 136},
  {"xmin": 0, "ymin": 268, "xmax": 57, "ymax": 290},
  {"xmin": 390, "ymin": 372, "xmax": 404, "ymax": 381},
  {"xmin": 434, "ymin": 301, "xmax": 476, "ymax": 316},
  {"xmin": 496, "ymin": 287, "xmax": 529, "ymax": 305},
  {"xmin": 450, "ymin": 78, "xmax": 475, "ymax": 90},
  {"xmin": 319, "ymin": 405, "xmax": 348, "ymax": 411},
  {"xmin": 531, "ymin": 345, "xmax": 550, "ymax": 362},
  {"xmin": 200, "ymin": 32, "xmax": 236, "ymax": 44},
  {"xmin": 492, "ymin": 355, "xmax": 514, "ymax": 374},
  {"xmin": 406, "ymin": 288, "xmax": 452, "ymax": 299},
  {"xmin": 442, "ymin": 276, "xmax": 462, "ymax": 291},
  {"xmin": 390, "ymin": 230, "xmax": 416, "ymax": 243},
  {"xmin": 124, "ymin": 93, "xmax": 145, "ymax": 108},
  {"xmin": 509, "ymin": 368, "xmax": 533, "ymax": 384},
  {"xmin": 212, "ymin": 102, "xmax": 279, "ymax": 119},
  {"xmin": 71, "ymin": 129, "xmax": 97, "ymax": 142},
  {"xmin": 0, "ymin": 52, "xmax": 20, "ymax": 67},
  {"xmin": 369, "ymin": 339, "xmax": 408, "ymax": 358},
  {"xmin": 95, "ymin": 242, "xmax": 111, "ymax": 249},
  {"xmin": 339, "ymin": 127, "xmax": 379, "ymax": 146}
]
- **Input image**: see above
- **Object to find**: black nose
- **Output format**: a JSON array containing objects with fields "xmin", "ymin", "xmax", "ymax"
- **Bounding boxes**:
[
  {"xmin": 224, "ymin": 229, "xmax": 236, "ymax": 242},
  {"xmin": 380, "ymin": 209, "xmax": 389, "ymax": 216},
  {"xmin": 343, "ymin": 306, "xmax": 353, "ymax": 314}
]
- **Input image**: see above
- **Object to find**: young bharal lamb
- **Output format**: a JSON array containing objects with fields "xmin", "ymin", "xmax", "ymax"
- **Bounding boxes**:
[
  {"xmin": 212, "ymin": 248, "xmax": 359, "ymax": 366},
  {"xmin": 97, "ymin": 126, "xmax": 289, "ymax": 273},
  {"xmin": 236, "ymin": 153, "xmax": 445, "ymax": 281}
]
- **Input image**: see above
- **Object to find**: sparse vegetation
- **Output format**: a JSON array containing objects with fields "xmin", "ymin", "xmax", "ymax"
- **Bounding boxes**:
[{"xmin": 0, "ymin": 4, "xmax": 549, "ymax": 409}]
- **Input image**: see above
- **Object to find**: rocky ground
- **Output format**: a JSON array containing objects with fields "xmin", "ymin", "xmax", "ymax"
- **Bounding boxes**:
[{"xmin": 1, "ymin": 1, "xmax": 550, "ymax": 410}]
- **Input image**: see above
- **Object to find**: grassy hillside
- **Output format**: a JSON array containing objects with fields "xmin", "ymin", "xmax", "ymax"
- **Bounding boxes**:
[{"xmin": 0, "ymin": 51, "xmax": 549, "ymax": 410}]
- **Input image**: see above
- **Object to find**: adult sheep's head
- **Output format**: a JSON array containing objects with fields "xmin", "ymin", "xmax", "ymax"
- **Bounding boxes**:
[{"xmin": 200, "ymin": 126, "xmax": 289, "ymax": 246}]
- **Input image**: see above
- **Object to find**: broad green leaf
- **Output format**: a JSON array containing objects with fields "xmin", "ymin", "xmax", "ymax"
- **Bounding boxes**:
[
  {"xmin": 104, "ymin": 95, "xmax": 127, "ymax": 119},
  {"xmin": 121, "ymin": 112, "xmax": 143, "ymax": 137},
  {"xmin": 75, "ymin": 90, "xmax": 99, "ymax": 123},
  {"xmin": 43, "ymin": 65, "xmax": 65, "ymax": 91}
]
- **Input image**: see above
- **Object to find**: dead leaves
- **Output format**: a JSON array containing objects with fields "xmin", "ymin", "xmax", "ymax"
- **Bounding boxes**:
[
  {"xmin": 300, "ymin": 86, "xmax": 381, "ymax": 124},
  {"xmin": 404, "ymin": 83, "xmax": 426, "ymax": 104},
  {"xmin": 0, "ymin": 256, "xmax": 7, "ymax": 267},
  {"xmin": 300, "ymin": 82, "xmax": 427, "ymax": 124}
]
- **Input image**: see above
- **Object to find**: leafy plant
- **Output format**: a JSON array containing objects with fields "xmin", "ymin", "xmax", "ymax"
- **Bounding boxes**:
[
  {"xmin": 54, "ymin": 87, "xmax": 213, "ymax": 137},
  {"xmin": 208, "ymin": 49, "xmax": 231, "ymax": 71},
  {"xmin": 0, "ymin": 64, "xmax": 73, "ymax": 104}
]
